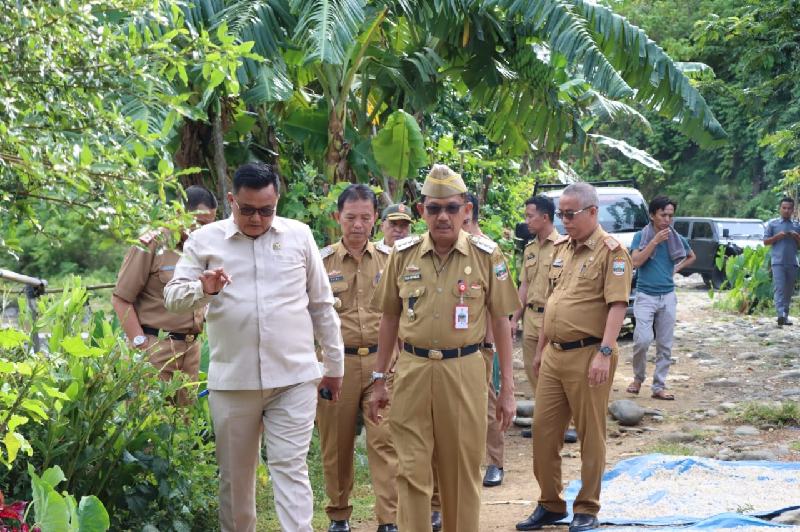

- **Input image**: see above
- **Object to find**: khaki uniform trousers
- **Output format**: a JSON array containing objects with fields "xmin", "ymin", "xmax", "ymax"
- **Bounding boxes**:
[
  {"xmin": 317, "ymin": 352, "xmax": 398, "ymax": 524},
  {"xmin": 145, "ymin": 335, "xmax": 200, "ymax": 405},
  {"xmin": 521, "ymin": 310, "xmax": 544, "ymax": 394},
  {"xmin": 209, "ymin": 382, "xmax": 317, "ymax": 532},
  {"xmin": 533, "ymin": 344, "xmax": 617, "ymax": 516},
  {"xmin": 482, "ymin": 348, "xmax": 503, "ymax": 467},
  {"xmin": 390, "ymin": 350, "xmax": 486, "ymax": 532}
]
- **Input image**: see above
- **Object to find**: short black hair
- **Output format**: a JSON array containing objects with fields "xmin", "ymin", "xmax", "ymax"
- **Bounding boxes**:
[
  {"xmin": 780, "ymin": 196, "xmax": 795, "ymax": 206},
  {"xmin": 185, "ymin": 185, "xmax": 217, "ymax": 210},
  {"xmin": 466, "ymin": 192, "xmax": 479, "ymax": 222},
  {"xmin": 233, "ymin": 162, "xmax": 281, "ymax": 194},
  {"xmin": 648, "ymin": 195, "xmax": 677, "ymax": 215},
  {"xmin": 337, "ymin": 184, "xmax": 377, "ymax": 212},
  {"xmin": 524, "ymin": 195, "xmax": 555, "ymax": 221}
]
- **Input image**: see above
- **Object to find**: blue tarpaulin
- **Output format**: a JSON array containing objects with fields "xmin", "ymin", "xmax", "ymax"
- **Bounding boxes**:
[
  {"xmin": 602, "ymin": 513, "xmax": 797, "ymax": 530},
  {"xmin": 557, "ymin": 454, "xmax": 800, "ymax": 527}
]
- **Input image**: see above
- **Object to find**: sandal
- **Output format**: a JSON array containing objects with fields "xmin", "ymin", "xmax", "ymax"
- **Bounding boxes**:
[
  {"xmin": 626, "ymin": 381, "xmax": 641, "ymax": 394},
  {"xmin": 651, "ymin": 390, "xmax": 675, "ymax": 400}
]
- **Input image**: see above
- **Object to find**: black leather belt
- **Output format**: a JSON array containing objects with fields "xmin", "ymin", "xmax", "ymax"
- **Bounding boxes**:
[
  {"xmin": 142, "ymin": 326, "xmax": 197, "ymax": 342},
  {"xmin": 551, "ymin": 337, "xmax": 601, "ymax": 351},
  {"xmin": 480, "ymin": 342, "xmax": 494, "ymax": 350},
  {"xmin": 527, "ymin": 304, "xmax": 545, "ymax": 312},
  {"xmin": 404, "ymin": 342, "xmax": 480, "ymax": 360},
  {"xmin": 344, "ymin": 345, "xmax": 378, "ymax": 356}
]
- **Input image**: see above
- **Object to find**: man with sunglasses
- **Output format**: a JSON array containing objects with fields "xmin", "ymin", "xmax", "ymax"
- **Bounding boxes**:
[
  {"xmin": 369, "ymin": 165, "xmax": 520, "ymax": 532},
  {"xmin": 164, "ymin": 163, "xmax": 344, "ymax": 532},
  {"xmin": 317, "ymin": 184, "xmax": 399, "ymax": 532},
  {"xmin": 517, "ymin": 183, "xmax": 632, "ymax": 532}
]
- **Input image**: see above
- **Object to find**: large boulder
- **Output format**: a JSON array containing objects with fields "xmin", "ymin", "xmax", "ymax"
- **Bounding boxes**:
[{"xmin": 608, "ymin": 399, "xmax": 646, "ymax": 426}]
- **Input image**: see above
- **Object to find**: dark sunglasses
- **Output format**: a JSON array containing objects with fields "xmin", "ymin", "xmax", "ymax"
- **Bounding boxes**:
[
  {"xmin": 555, "ymin": 205, "xmax": 595, "ymax": 220},
  {"xmin": 424, "ymin": 203, "xmax": 464, "ymax": 215},
  {"xmin": 234, "ymin": 199, "xmax": 275, "ymax": 217}
]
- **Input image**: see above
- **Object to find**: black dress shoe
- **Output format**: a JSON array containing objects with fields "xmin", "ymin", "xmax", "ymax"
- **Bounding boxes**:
[
  {"xmin": 483, "ymin": 464, "xmax": 504, "ymax": 487},
  {"xmin": 569, "ymin": 513, "xmax": 599, "ymax": 532},
  {"xmin": 328, "ymin": 520, "xmax": 350, "ymax": 532},
  {"xmin": 515, "ymin": 505, "xmax": 568, "ymax": 530},
  {"xmin": 563, "ymin": 428, "xmax": 578, "ymax": 443},
  {"xmin": 521, "ymin": 428, "xmax": 532, "ymax": 438},
  {"xmin": 377, "ymin": 524, "xmax": 398, "ymax": 532},
  {"xmin": 431, "ymin": 510, "xmax": 442, "ymax": 531}
]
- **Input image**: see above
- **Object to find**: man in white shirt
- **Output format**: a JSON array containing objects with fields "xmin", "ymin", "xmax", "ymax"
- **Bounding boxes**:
[{"xmin": 164, "ymin": 162, "xmax": 344, "ymax": 532}]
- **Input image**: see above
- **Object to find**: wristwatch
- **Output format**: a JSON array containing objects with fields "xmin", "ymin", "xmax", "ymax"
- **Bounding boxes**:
[
  {"xmin": 132, "ymin": 335, "xmax": 148, "ymax": 348},
  {"xmin": 371, "ymin": 371, "xmax": 387, "ymax": 383},
  {"xmin": 598, "ymin": 345, "xmax": 613, "ymax": 357}
]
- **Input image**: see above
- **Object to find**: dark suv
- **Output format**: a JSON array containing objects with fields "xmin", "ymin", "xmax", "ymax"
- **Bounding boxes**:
[{"xmin": 672, "ymin": 217, "xmax": 765, "ymax": 288}]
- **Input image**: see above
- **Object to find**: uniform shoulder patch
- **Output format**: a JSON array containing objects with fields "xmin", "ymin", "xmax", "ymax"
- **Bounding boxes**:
[
  {"xmin": 375, "ymin": 241, "xmax": 393, "ymax": 255},
  {"xmin": 523, "ymin": 239, "xmax": 537, "ymax": 251},
  {"xmin": 319, "ymin": 245, "xmax": 335, "ymax": 259},
  {"xmin": 554, "ymin": 235, "xmax": 570, "ymax": 245},
  {"xmin": 395, "ymin": 235, "xmax": 422, "ymax": 251},
  {"xmin": 469, "ymin": 234, "xmax": 497, "ymax": 253},
  {"xmin": 604, "ymin": 236, "xmax": 621, "ymax": 251}
]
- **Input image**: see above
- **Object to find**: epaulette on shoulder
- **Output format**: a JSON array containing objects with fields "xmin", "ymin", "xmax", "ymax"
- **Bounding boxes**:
[
  {"xmin": 604, "ymin": 236, "xmax": 621, "ymax": 251},
  {"xmin": 524, "ymin": 239, "xmax": 536, "ymax": 250},
  {"xmin": 555, "ymin": 235, "xmax": 570, "ymax": 245},
  {"xmin": 138, "ymin": 228, "xmax": 168, "ymax": 247},
  {"xmin": 469, "ymin": 234, "xmax": 497, "ymax": 254},
  {"xmin": 395, "ymin": 235, "xmax": 422, "ymax": 251},
  {"xmin": 320, "ymin": 245, "xmax": 336, "ymax": 259},
  {"xmin": 375, "ymin": 241, "xmax": 393, "ymax": 255}
]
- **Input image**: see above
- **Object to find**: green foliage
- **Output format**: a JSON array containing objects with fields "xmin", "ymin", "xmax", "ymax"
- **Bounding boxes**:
[
  {"xmin": 372, "ymin": 110, "xmax": 427, "ymax": 200},
  {"xmin": 0, "ymin": 279, "xmax": 218, "ymax": 530},
  {"xmin": 712, "ymin": 245, "xmax": 772, "ymax": 313},
  {"xmin": 727, "ymin": 401, "xmax": 800, "ymax": 428},
  {"xmin": 647, "ymin": 443, "xmax": 695, "ymax": 456},
  {"xmin": 28, "ymin": 464, "xmax": 110, "ymax": 532}
]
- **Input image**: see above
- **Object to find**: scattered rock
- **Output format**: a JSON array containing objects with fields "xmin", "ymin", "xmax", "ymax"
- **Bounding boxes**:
[
  {"xmin": 774, "ymin": 509, "xmax": 800, "ymax": 526},
  {"xmin": 704, "ymin": 378, "xmax": 742, "ymax": 388},
  {"xmin": 712, "ymin": 436, "xmax": 726, "ymax": 444},
  {"xmin": 516, "ymin": 400, "xmax": 534, "ymax": 418},
  {"xmin": 608, "ymin": 400, "xmax": 646, "ymax": 426},
  {"xmin": 719, "ymin": 402, "xmax": 737, "ymax": 412},
  {"xmin": 781, "ymin": 388, "xmax": 800, "ymax": 397},
  {"xmin": 650, "ymin": 415, "xmax": 664, "ymax": 423},
  {"xmin": 689, "ymin": 351, "xmax": 714, "ymax": 360},
  {"xmin": 661, "ymin": 432, "xmax": 698, "ymax": 443},
  {"xmin": 736, "ymin": 352, "xmax": 758, "ymax": 361},
  {"xmin": 733, "ymin": 425, "xmax": 760, "ymax": 436},
  {"xmin": 512, "ymin": 359, "xmax": 525, "ymax": 370},
  {"xmin": 733, "ymin": 450, "xmax": 777, "ymax": 461},
  {"xmin": 777, "ymin": 369, "xmax": 800, "ymax": 380},
  {"xmin": 513, "ymin": 417, "xmax": 532, "ymax": 428}
]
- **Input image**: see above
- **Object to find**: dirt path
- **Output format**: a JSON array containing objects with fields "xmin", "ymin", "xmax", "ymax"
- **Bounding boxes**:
[{"xmin": 352, "ymin": 276, "xmax": 800, "ymax": 530}]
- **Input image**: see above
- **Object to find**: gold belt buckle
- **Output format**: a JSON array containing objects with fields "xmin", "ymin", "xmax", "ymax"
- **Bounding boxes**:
[
  {"xmin": 357, "ymin": 347, "xmax": 370, "ymax": 356},
  {"xmin": 428, "ymin": 349, "xmax": 444, "ymax": 360},
  {"xmin": 185, "ymin": 334, "xmax": 196, "ymax": 343},
  {"xmin": 552, "ymin": 342, "xmax": 563, "ymax": 350}
]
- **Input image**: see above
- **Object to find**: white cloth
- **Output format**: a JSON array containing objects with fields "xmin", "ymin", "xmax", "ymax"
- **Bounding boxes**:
[
  {"xmin": 164, "ymin": 216, "xmax": 344, "ymax": 389},
  {"xmin": 209, "ymin": 382, "xmax": 317, "ymax": 532}
]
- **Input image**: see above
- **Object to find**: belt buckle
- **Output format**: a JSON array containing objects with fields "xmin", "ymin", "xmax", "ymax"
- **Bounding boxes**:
[
  {"xmin": 552, "ymin": 342, "xmax": 563, "ymax": 350},
  {"xmin": 428, "ymin": 349, "xmax": 444, "ymax": 360},
  {"xmin": 185, "ymin": 334, "xmax": 195, "ymax": 343},
  {"xmin": 357, "ymin": 347, "xmax": 369, "ymax": 356}
]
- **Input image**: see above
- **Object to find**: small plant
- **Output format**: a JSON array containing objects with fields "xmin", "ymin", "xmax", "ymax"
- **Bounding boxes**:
[
  {"xmin": 790, "ymin": 441, "xmax": 800, "ymax": 452},
  {"xmin": 711, "ymin": 245, "xmax": 772, "ymax": 314},
  {"xmin": 647, "ymin": 442, "xmax": 695, "ymax": 456},
  {"xmin": 727, "ymin": 401, "xmax": 800, "ymax": 427}
]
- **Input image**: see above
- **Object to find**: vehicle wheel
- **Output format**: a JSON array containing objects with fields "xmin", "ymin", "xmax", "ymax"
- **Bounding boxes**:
[
  {"xmin": 711, "ymin": 266, "xmax": 726, "ymax": 290},
  {"xmin": 701, "ymin": 273, "xmax": 712, "ymax": 288}
]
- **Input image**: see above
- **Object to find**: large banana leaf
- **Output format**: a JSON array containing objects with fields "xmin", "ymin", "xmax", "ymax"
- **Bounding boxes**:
[
  {"xmin": 589, "ymin": 134, "xmax": 664, "ymax": 172},
  {"xmin": 371, "ymin": 109, "xmax": 427, "ymax": 180},
  {"xmin": 290, "ymin": 0, "xmax": 366, "ymax": 65}
]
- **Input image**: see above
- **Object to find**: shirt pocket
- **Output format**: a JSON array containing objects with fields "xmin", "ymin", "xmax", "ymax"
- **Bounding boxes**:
[
  {"xmin": 157, "ymin": 265, "xmax": 175, "ymax": 284},
  {"xmin": 399, "ymin": 284, "xmax": 426, "ymax": 319},
  {"xmin": 330, "ymin": 280, "xmax": 349, "ymax": 310},
  {"xmin": 452, "ymin": 282, "xmax": 484, "ymax": 310},
  {"xmin": 576, "ymin": 262, "xmax": 601, "ymax": 290}
]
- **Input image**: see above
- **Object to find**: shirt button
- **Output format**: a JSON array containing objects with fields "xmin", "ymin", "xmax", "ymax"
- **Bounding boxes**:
[
  {"xmin": 436, "ymin": 287, "xmax": 442, "ymax": 293},
  {"xmin": 358, "ymin": 289, "xmax": 363, "ymax": 293},
  {"xmin": 434, "ymin": 313, "xmax": 440, "ymax": 319},
  {"xmin": 433, "ymin": 339, "xmax": 439, "ymax": 345}
]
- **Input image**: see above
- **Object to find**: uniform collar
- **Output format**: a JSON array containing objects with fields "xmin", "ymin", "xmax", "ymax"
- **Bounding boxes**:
[
  {"xmin": 223, "ymin": 215, "xmax": 285, "ymax": 240},
  {"xmin": 336, "ymin": 239, "xmax": 374, "ymax": 259},
  {"xmin": 419, "ymin": 229, "xmax": 471, "ymax": 256},
  {"xmin": 570, "ymin": 224, "xmax": 605, "ymax": 251},
  {"xmin": 544, "ymin": 227, "xmax": 560, "ymax": 243}
]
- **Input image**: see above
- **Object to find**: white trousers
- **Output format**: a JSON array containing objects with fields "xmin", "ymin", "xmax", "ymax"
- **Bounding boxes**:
[{"xmin": 209, "ymin": 381, "xmax": 317, "ymax": 532}]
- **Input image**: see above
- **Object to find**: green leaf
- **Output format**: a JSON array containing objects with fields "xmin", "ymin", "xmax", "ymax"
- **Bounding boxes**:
[
  {"xmin": 589, "ymin": 134, "xmax": 665, "ymax": 172},
  {"xmin": 80, "ymin": 144, "xmax": 94, "ymax": 166},
  {"xmin": 208, "ymin": 69, "xmax": 226, "ymax": 89},
  {"xmin": 61, "ymin": 336, "xmax": 104, "ymax": 358},
  {"xmin": 77, "ymin": 496, "xmax": 110, "ymax": 532},
  {"xmin": 3, "ymin": 431, "xmax": 22, "ymax": 463},
  {"xmin": 372, "ymin": 110, "xmax": 427, "ymax": 180},
  {"xmin": 0, "ymin": 328, "xmax": 29, "ymax": 349},
  {"xmin": 291, "ymin": 0, "xmax": 366, "ymax": 65},
  {"xmin": 29, "ymin": 464, "xmax": 69, "ymax": 532}
]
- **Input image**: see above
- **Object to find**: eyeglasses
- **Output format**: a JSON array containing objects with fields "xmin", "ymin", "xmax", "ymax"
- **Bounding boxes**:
[
  {"xmin": 233, "ymin": 199, "xmax": 275, "ymax": 218},
  {"xmin": 555, "ymin": 205, "xmax": 596, "ymax": 220},
  {"xmin": 423, "ymin": 203, "xmax": 464, "ymax": 216}
]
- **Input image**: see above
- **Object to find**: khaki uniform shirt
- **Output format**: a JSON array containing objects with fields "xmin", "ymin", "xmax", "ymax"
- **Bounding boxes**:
[
  {"xmin": 543, "ymin": 225, "xmax": 632, "ymax": 343},
  {"xmin": 164, "ymin": 216, "xmax": 344, "ymax": 390},
  {"xmin": 523, "ymin": 228, "xmax": 561, "ymax": 308},
  {"xmin": 321, "ymin": 241, "xmax": 389, "ymax": 347},
  {"xmin": 114, "ymin": 239, "xmax": 202, "ymax": 334},
  {"xmin": 373, "ymin": 230, "xmax": 521, "ymax": 349}
]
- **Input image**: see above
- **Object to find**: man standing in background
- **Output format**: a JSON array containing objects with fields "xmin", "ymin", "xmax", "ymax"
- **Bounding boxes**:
[
  {"xmin": 376, "ymin": 203, "xmax": 413, "ymax": 252},
  {"xmin": 763, "ymin": 197, "xmax": 800, "ymax": 327}
]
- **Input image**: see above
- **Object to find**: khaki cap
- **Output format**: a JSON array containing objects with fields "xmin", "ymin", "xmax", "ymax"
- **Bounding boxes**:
[
  {"xmin": 421, "ymin": 164, "xmax": 467, "ymax": 198},
  {"xmin": 382, "ymin": 203, "xmax": 413, "ymax": 222}
]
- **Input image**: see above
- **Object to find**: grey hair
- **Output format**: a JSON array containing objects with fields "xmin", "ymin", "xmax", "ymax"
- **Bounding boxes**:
[{"xmin": 562, "ymin": 182, "xmax": 598, "ymax": 208}]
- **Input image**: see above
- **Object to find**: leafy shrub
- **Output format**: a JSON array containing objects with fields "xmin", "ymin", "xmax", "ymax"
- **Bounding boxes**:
[
  {"xmin": 712, "ymin": 245, "xmax": 772, "ymax": 313},
  {"xmin": 727, "ymin": 401, "xmax": 800, "ymax": 428}
]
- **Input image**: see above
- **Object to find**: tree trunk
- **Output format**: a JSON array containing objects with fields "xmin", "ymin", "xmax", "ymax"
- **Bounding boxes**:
[
  {"xmin": 325, "ymin": 108, "xmax": 354, "ymax": 184},
  {"xmin": 211, "ymin": 104, "xmax": 231, "ymax": 217}
]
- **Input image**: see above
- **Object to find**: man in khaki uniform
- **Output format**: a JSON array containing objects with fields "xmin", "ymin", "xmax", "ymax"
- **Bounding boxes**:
[
  {"xmin": 376, "ymin": 203, "xmax": 413, "ymax": 250},
  {"xmin": 369, "ymin": 165, "xmax": 520, "ymax": 532},
  {"xmin": 112, "ymin": 185, "xmax": 217, "ymax": 404},
  {"xmin": 516, "ymin": 183, "xmax": 632, "ymax": 532},
  {"xmin": 318, "ymin": 184, "xmax": 398, "ymax": 532}
]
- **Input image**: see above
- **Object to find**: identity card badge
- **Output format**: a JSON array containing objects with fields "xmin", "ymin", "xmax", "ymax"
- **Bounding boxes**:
[{"xmin": 454, "ymin": 279, "xmax": 469, "ymax": 329}]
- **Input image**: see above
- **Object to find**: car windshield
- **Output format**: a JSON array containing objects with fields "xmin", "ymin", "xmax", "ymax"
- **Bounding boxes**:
[
  {"xmin": 716, "ymin": 221, "xmax": 764, "ymax": 239},
  {"xmin": 553, "ymin": 193, "xmax": 649, "ymax": 233}
]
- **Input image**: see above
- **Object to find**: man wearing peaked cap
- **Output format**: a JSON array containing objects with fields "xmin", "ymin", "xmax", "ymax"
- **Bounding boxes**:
[
  {"xmin": 369, "ymin": 164, "xmax": 521, "ymax": 532},
  {"xmin": 377, "ymin": 203, "xmax": 413, "ymax": 251}
]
